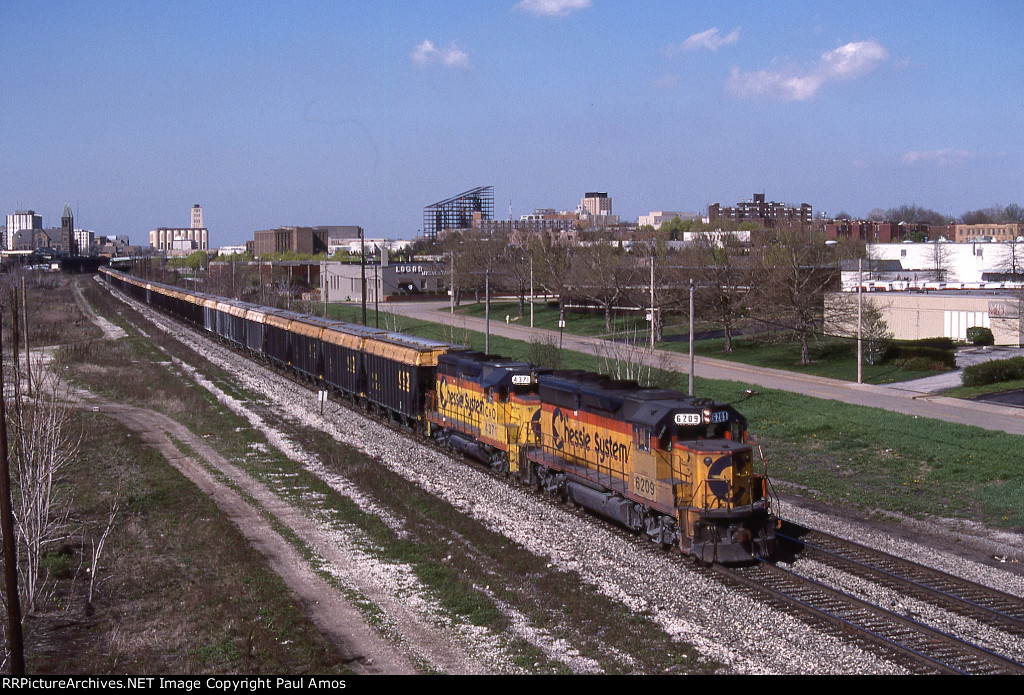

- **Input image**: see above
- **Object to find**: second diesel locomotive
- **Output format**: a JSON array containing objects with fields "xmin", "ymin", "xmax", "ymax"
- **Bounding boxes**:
[{"xmin": 101, "ymin": 267, "xmax": 777, "ymax": 563}]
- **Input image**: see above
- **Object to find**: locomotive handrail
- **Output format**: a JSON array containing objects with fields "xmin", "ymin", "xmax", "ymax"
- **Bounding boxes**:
[
  {"xmin": 754, "ymin": 443, "xmax": 780, "ymax": 518},
  {"xmin": 688, "ymin": 476, "xmax": 740, "ymax": 514}
]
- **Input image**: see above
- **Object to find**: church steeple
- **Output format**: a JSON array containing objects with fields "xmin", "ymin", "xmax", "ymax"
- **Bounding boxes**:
[{"xmin": 61, "ymin": 203, "xmax": 76, "ymax": 256}]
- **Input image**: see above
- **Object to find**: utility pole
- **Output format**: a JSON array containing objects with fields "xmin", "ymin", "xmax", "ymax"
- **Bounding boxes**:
[
  {"xmin": 22, "ymin": 277, "xmax": 31, "ymax": 397},
  {"xmin": 485, "ymin": 269, "xmax": 490, "ymax": 354},
  {"xmin": 857, "ymin": 258, "xmax": 863, "ymax": 385},
  {"xmin": 689, "ymin": 278, "xmax": 695, "ymax": 397},
  {"xmin": 649, "ymin": 255, "xmax": 655, "ymax": 351},
  {"xmin": 360, "ymin": 228, "xmax": 367, "ymax": 326},
  {"xmin": 530, "ymin": 254, "xmax": 534, "ymax": 328}
]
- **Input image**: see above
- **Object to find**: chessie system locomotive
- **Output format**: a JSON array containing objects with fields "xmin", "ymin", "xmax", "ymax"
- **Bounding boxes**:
[{"xmin": 101, "ymin": 267, "xmax": 777, "ymax": 563}]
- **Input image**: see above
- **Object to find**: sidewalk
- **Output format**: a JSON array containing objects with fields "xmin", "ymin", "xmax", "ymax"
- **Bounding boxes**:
[{"xmin": 883, "ymin": 346, "xmax": 1024, "ymax": 395}]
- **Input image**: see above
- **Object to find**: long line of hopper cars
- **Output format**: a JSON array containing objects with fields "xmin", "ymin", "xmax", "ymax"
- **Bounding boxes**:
[{"xmin": 101, "ymin": 267, "xmax": 777, "ymax": 563}]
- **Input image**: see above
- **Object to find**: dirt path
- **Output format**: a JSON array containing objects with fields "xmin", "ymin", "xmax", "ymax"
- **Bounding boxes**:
[
  {"xmin": 73, "ymin": 277, "xmax": 126, "ymax": 340},
  {"xmin": 79, "ymin": 393, "xmax": 418, "ymax": 674}
]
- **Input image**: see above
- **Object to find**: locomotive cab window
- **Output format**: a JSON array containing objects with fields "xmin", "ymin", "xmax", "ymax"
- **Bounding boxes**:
[{"xmin": 633, "ymin": 426, "xmax": 651, "ymax": 452}]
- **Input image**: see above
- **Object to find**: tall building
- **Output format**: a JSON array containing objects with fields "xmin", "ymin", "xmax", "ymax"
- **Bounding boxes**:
[
  {"xmin": 708, "ymin": 193, "xmax": 812, "ymax": 229},
  {"xmin": 191, "ymin": 204, "xmax": 204, "ymax": 229},
  {"xmin": 423, "ymin": 186, "xmax": 494, "ymax": 241},
  {"xmin": 74, "ymin": 229, "xmax": 95, "ymax": 255},
  {"xmin": 61, "ymin": 203, "xmax": 77, "ymax": 256},
  {"xmin": 579, "ymin": 192, "xmax": 612, "ymax": 217},
  {"xmin": 5, "ymin": 210, "xmax": 42, "ymax": 250}
]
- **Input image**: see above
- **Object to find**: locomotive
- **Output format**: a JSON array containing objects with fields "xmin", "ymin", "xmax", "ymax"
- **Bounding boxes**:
[{"xmin": 101, "ymin": 267, "xmax": 777, "ymax": 563}]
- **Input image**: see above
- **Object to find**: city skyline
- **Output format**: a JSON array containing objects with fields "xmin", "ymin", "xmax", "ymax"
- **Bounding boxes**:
[{"xmin": 3, "ymin": 1, "xmax": 1022, "ymax": 247}]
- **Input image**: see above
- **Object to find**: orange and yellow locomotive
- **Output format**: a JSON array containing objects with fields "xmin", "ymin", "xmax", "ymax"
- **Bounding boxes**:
[{"xmin": 427, "ymin": 353, "xmax": 777, "ymax": 563}]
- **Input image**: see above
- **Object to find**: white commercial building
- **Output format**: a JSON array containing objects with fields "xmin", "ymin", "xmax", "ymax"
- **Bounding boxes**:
[
  {"xmin": 853, "ymin": 241, "xmax": 1024, "ymax": 288},
  {"xmin": 638, "ymin": 211, "xmax": 698, "ymax": 229},
  {"xmin": 5, "ymin": 210, "xmax": 42, "ymax": 250},
  {"xmin": 827, "ymin": 240, "xmax": 1024, "ymax": 346},
  {"xmin": 150, "ymin": 204, "xmax": 209, "ymax": 251}
]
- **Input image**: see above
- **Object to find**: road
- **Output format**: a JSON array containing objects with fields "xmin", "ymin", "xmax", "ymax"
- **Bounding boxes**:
[{"xmin": 381, "ymin": 300, "xmax": 1024, "ymax": 436}]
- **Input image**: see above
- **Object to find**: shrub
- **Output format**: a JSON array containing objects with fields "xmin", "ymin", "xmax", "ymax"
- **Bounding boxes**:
[
  {"xmin": 966, "ymin": 326, "xmax": 995, "ymax": 346},
  {"xmin": 881, "ymin": 338, "xmax": 956, "ymax": 368},
  {"xmin": 962, "ymin": 356, "xmax": 1024, "ymax": 387},
  {"xmin": 892, "ymin": 356, "xmax": 949, "ymax": 372}
]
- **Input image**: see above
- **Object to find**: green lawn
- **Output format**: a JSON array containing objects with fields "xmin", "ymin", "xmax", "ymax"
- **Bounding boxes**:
[
  {"xmin": 941, "ymin": 378, "xmax": 1024, "ymax": 399},
  {"xmin": 333, "ymin": 299, "xmax": 944, "ymax": 385},
  {"xmin": 454, "ymin": 299, "xmax": 650, "ymax": 338},
  {"xmin": 684, "ymin": 335, "xmax": 940, "ymax": 384}
]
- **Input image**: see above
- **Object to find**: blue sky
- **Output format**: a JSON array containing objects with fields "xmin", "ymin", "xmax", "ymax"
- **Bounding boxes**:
[{"xmin": 3, "ymin": 1, "xmax": 1022, "ymax": 246}]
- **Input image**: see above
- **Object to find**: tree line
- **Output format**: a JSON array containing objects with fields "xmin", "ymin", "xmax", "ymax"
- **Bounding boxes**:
[{"xmin": 434, "ymin": 223, "xmax": 854, "ymax": 366}]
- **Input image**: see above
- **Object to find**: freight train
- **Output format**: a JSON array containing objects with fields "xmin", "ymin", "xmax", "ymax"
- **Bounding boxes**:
[{"xmin": 100, "ymin": 267, "xmax": 777, "ymax": 563}]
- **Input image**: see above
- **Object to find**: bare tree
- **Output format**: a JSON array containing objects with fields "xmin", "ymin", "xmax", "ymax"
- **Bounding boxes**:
[
  {"xmin": 997, "ymin": 238, "xmax": 1024, "ymax": 280},
  {"xmin": 498, "ymin": 231, "xmax": 535, "ymax": 319},
  {"xmin": 7, "ymin": 357, "xmax": 80, "ymax": 614},
  {"xmin": 442, "ymin": 228, "xmax": 507, "ymax": 307},
  {"xmin": 683, "ymin": 231, "xmax": 752, "ymax": 352},
  {"xmin": 928, "ymin": 238, "xmax": 952, "ymax": 282},
  {"xmin": 569, "ymin": 235, "xmax": 640, "ymax": 334},
  {"xmin": 753, "ymin": 227, "xmax": 840, "ymax": 365},
  {"xmin": 630, "ymin": 227, "xmax": 674, "ymax": 343},
  {"xmin": 534, "ymin": 230, "xmax": 577, "ymax": 327},
  {"xmin": 88, "ymin": 491, "xmax": 120, "ymax": 608},
  {"xmin": 594, "ymin": 329, "xmax": 653, "ymax": 385},
  {"xmin": 826, "ymin": 295, "xmax": 893, "ymax": 365}
]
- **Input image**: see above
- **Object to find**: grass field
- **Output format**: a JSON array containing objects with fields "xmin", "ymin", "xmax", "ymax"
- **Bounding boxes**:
[
  {"xmin": 394, "ymin": 299, "xmax": 944, "ymax": 384},
  {"xmin": 23, "ymin": 277, "xmax": 349, "ymax": 674}
]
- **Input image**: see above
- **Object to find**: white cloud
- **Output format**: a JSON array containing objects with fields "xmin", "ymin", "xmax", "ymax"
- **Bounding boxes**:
[
  {"xmin": 727, "ymin": 39, "xmax": 887, "ymax": 101},
  {"xmin": 819, "ymin": 40, "xmax": 889, "ymax": 79},
  {"xmin": 726, "ymin": 68, "xmax": 825, "ymax": 102},
  {"xmin": 410, "ymin": 40, "xmax": 471, "ymax": 69},
  {"xmin": 670, "ymin": 26, "xmax": 741, "ymax": 53},
  {"xmin": 514, "ymin": 0, "xmax": 591, "ymax": 17},
  {"xmin": 901, "ymin": 149, "xmax": 976, "ymax": 167}
]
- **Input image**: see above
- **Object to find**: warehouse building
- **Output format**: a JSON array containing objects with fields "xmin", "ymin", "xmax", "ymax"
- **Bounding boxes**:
[{"xmin": 826, "ymin": 290, "xmax": 1023, "ymax": 346}]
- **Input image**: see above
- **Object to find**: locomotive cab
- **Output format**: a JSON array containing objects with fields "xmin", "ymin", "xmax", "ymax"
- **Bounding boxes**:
[
  {"xmin": 669, "ymin": 406, "xmax": 776, "ymax": 563},
  {"xmin": 622, "ymin": 394, "xmax": 776, "ymax": 563},
  {"xmin": 427, "ymin": 351, "xmax": 546, "ymax": 474}
]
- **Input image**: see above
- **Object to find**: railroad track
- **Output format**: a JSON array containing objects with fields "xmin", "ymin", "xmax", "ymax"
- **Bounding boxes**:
[
  {"xmin": 715, "ymin": 559, "xmax": 1024, "ymax": 674},
  {"xmin": 778, "ymin": 521, "xmax": 1024, "ymax": 639},
  {"xmin": 710, "ymin": 520, "xmax": 1024, "ymax": 675}
]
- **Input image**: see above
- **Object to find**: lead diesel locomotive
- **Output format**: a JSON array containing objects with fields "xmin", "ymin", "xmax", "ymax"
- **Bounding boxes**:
[{"xmin": 102, "ymin": 268, "xmax": 777, "ymax": 563}]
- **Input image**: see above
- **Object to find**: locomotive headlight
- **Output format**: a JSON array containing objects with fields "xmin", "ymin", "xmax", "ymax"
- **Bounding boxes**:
[{"xmin": 702, "ymin": 408, "xmax": 712, "ymax": 424}]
